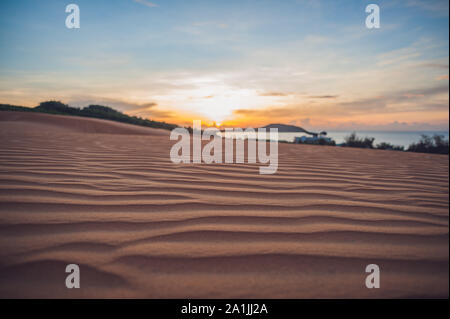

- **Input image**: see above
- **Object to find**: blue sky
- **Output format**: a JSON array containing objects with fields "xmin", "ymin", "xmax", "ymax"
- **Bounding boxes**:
[{"xmin": 0, "ymin": 0, "xmax": 448, "ymax": 130}]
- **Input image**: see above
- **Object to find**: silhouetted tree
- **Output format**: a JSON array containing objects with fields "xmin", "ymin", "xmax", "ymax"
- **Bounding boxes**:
[
  {"xmin": 407, "ymin": 134, "xmax": 449, "ymax": 154},
  {"xmin": 343, "ymin": 132, "xmax": 375, "ymax": 148},
  {"xmin": 376, "ymin": 142, "xmax": 404, "ymax": 151}
]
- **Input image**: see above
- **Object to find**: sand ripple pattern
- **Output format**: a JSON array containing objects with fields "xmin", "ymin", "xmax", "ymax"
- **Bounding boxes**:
[{"xmin": 0, "ymin": 112, "xmax": 448, "ymax": 298}]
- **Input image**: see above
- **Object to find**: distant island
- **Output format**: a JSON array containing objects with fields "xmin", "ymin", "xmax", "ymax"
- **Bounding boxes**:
[{"xmin": 261, "ymin": 123, "xmax": 316, "ymax": 135}]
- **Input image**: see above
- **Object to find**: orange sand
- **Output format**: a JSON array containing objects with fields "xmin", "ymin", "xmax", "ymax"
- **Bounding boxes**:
[{"xmin": 0, "ymin": 111, "xmax": 448, "ymax": 298}]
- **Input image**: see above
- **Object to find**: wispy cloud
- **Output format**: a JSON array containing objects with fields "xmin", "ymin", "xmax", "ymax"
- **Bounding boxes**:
[
  {"xmin": 227, "ymin": 83, "xmax": 449, "ymax": 129},
  {"xmin": 67, "ymin": 97, "xmax": 178, "ymax": 121},
  {"xmin": 308, "ymin": 95, "xmax": 339, "ymax": 99},
  {"xmin": 67, "ymin": 97, "xmax": 158, "ymax": 112},
  {"xmin": 259, "ymin": 92, "xmax": 290, "ymax": 97},
  {"xmin": 133, "ymin": 0, "xmax": 158, "ymax": 8},
  {"xmin": 419, "ymin": 62, "xmax": 449, "ymax": 69}
]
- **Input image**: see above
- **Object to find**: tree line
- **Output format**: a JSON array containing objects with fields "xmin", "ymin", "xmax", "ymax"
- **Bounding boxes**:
[{"xmin": 0, "ymin": 101, "xmax": 179, "ymax": 131}]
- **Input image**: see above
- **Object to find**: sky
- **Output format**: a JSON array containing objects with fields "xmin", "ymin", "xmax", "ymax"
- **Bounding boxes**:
[{"xmin": 0, "ymin": 0, "xmax": 448, "ymax": 131}]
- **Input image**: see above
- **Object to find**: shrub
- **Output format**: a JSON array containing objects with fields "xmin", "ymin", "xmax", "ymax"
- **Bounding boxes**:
[
  {"xmin": 407, "ymin": 134, "xmax": 449, "ymax": 154},
  {"xmin": 0, "ymin": 104, "xmax": 35, "ymax": 112},
  {"xmin": 35, "ymin": 101, "xmax": 81, "ymax": 115},
  {"xmin": 376, "ymin": 142, "xmax": 404, "ymax": 151},
  {"xmin": 294, "ymin": 136, "xmax": 336, "ymax": 146},
  {"xmin": 343, "ymin": 132, "xmax": 375, "ymax": 148}
]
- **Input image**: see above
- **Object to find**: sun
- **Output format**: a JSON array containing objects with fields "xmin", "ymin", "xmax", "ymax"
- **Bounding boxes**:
[{"xmin": 161, "ymin": 77, "xmax": 284, "ymax": 125}]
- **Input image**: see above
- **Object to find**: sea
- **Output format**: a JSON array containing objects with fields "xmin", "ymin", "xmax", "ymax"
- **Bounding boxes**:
[{"xmin": 218, "ymin": 131, "xmax": 450, "ymax": 148}]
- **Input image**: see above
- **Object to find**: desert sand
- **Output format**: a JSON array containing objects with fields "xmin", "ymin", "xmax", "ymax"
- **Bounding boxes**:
[{"xmin": 0, "ymin": 111, "xmax": 448, "ymax": 298}]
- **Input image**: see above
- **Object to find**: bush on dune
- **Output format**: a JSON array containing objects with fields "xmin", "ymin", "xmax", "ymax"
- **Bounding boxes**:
[
  {"xmin": 36, "ymin": 101, "xmax": 81, "ymax": 115},
  {"xmin": 342, "ymin": 132, "xmax": 375, "ymax": 149},
  {"xmin": 342, "ymin": 132, "xmax": 449, "ymax": 154},
  {"xmin": 407, "ymin": 134, "xmax": 449, "ymax": 155},
  {"xmin": 0, "ymin": 104, "xmax": 35, "ymax": 112},
  {"xmin": 82, "ymin": 104, "xmax": 178, "ymax": 130},
  {"xmin": 376, "ymin": 142, "xmax": 404, "ymax": 151}
]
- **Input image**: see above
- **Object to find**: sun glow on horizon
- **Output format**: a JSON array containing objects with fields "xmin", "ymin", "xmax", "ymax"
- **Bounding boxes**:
[{"xmin": 149, "ymin": 76, "xmax": 287, "ymax": 125}]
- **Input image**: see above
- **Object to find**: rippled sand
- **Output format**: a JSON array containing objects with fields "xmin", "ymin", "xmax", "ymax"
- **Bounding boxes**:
[{"xmin": 0, "ymin": 111, "xmax": 448, "ymax": 298}]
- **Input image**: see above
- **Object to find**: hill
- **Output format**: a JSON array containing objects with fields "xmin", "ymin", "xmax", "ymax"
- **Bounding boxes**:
[
  {"xmin": 0, "ymin": 111, "xmax": 169, "ymax": 136},
  {"xmin": 262, "ymin": 123, "xmax": 316, "ymax": 134},
  {"xmin": 0, "ymin": 101, "xmax": 178, "ymax": 131}
]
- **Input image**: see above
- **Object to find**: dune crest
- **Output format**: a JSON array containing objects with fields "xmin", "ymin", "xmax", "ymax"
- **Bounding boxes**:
[{"xmin": 0, "ymin": 111, "xmax": 169, "ymax": 135}]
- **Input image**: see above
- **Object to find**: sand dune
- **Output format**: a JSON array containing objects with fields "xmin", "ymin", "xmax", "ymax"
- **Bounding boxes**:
[
  {"xmin": 0, "ymin": 111, "xmax": 169, "ymax": 136},
  {"xmin": 0, "ymin": 111, "xmax": 448, "ymax": 298}
]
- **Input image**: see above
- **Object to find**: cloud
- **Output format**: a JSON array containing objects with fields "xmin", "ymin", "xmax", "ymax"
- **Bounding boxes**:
[
  {"xmin": 132, "ymin": 108, "xmax": 175, "ymax": 119},
  {"xmin": 403, "ymin": 93, "xmax": 425, "ymax": 98},
  {"xmin": 437, "ymin": 75, "xmax": 449, "ymax": 81},
  {"xmin": 405, "ymin": 85, "xmax": 449, "ymax": 97},
  {"xmin": 377, "ymin": 47, "xmax": 421, "ymax": 67},
  {"xmin": 419, "ymin": 62, "xmax": 449, "ymax": 69},
  {"xmin": 80, "ymin": 98, "xmax": 177, "ymax": 121},
  {"xmin": 233, "ymin": 106, "xmax": 295, "ymax": 118},
  {"xmin": 133, "ymin": 0, "xmax": 158, "ymax": 8},
  {"xmin": 259, "ymin": 92, "xmax": 290, "ymax": 97},
  {"xmin": 68, "ymin": 97, "xmax": 158, "ymax": 112},
  {"xmin": 308, "ymin": 95, "xmax": 339, "ymax": 99},
  {"xmin": 139, "ymin": 102, "xmax": 158, "ymax": 108},
  {"xmin": 337, "ymin": 85, "xmax": 449, "ymax": 113},
  {"xmin": 227, "ymin": 83, "xmax": 449, "ymax": 129}
]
